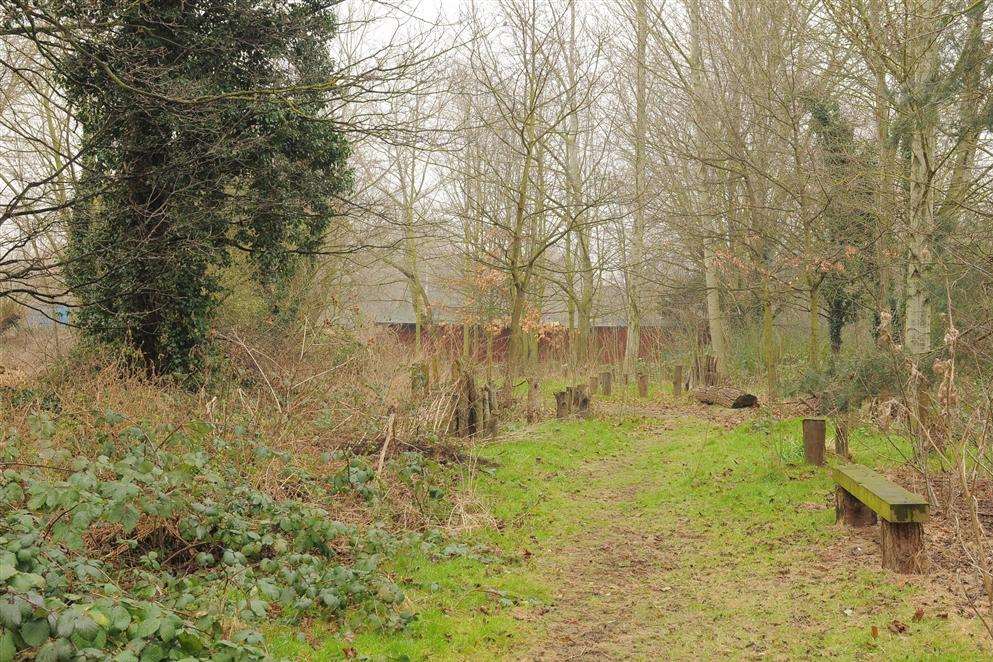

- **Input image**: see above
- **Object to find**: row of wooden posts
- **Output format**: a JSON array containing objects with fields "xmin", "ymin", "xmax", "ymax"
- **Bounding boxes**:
[
  {"xmin": 430, "ymin": 357, "xmax": 753, "ymax": 428},
  {"xmin": 553, "ymin": 366, "xmax": 682, "ymax": 420},
  {"xmin": 411, "ymin": 354, "xmax": 755, "ymax": 438},
  {"xmin": 414, "ymin": 354, "xmax": 718, "ymax": 407},
  {"xmin": 590, "ymin": 365, "xmax": 685, "ymax": 399}
]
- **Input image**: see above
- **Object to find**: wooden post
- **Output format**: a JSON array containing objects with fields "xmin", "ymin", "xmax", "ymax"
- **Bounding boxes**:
[
  {"xmin": 589, "ymin": 374, "xmax": 599, "ymax": 395},
  {"xmin": 622, "ymin": 372, "xmax": 629, "ymax": 385},
  {"xmin": 802, "ymin": 418, "xmax": 826, "ymax": 466},
  {"xmin": 480, "ymin": 383, "xmax": 495, "ymax": 437},
  {"xmin": 554, "ymin": 391, "xmax": 569, "ymax": 419},
  {"xmin": 673, "ymin": 365, "xmax": 683, "ymax": 398},
  {"xmin": 881, "ymin": 520, "xmax": 926, "ymax": 574},
  {"xmin": 600, "ymin": 371, "xmax": 612, "ymax": 396},
  {"xmin": 834, "ymin": 414, "xmax": 851, "ymax": 460},
  {"xmin": 637, "ymin": 372, "xmax": 648, "ymax": 397},
  {"xmin": 835, "ymin": 487, "xmax": 876, "ymax": 527},
  {"xmin": 526, "ymin": 378, "xmax": 540, "ymax": 423}
]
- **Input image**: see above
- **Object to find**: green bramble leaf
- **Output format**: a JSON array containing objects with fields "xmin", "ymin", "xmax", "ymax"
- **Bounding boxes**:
[{"xmin": 19, "ymin": 618, "xmax": 50, "ymax": 647}]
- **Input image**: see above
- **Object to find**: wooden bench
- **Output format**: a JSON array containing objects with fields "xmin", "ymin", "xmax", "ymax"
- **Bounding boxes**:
[{"xmin": 833, "ymin": 463, "xmax": 929, "ymax": 574}]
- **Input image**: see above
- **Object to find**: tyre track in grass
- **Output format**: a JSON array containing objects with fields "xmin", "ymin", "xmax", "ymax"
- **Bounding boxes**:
[{"xmin": 521, "ymin": 421, "xmax": 704, "ymax": 660}]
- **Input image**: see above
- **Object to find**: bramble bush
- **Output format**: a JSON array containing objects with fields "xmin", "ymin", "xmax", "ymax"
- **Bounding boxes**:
[
  {"xmin": 796, "ymin": 345, "xmax": 904, "ymax": 414},
  {"xmin": 0, "ymin": 411, "xmax": 417, "ymax": 661}
]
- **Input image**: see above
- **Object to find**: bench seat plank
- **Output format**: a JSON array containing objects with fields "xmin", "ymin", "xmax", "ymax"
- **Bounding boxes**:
[{"xmin": 833, "ymin": 464, "xmax": 929, "ymax": 524}]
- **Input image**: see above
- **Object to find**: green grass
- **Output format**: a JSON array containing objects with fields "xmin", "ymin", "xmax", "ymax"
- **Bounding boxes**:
[{"xmin": 266, "ymin": 414, "xmax": 989, "ymax": 660}]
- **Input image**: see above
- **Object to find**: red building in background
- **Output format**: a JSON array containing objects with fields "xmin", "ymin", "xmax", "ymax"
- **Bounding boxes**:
[{"xmin": 375, "ymin": 321, "xmax": 670, "ymax": 365}]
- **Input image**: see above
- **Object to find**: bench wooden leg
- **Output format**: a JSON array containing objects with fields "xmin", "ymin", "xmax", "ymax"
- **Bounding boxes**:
[
  {"xmin": 835, "ymin": 487, "xmax": 877, "ymax": 527},
  {"xmin": 880, "ymin": 520, "xmax": 926, "ymax": 574}
]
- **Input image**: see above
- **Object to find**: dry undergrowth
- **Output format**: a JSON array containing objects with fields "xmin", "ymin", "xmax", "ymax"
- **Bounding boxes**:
[{"xmin": 0, "ymin": 322, "xmax": 483, "ymax": 537}]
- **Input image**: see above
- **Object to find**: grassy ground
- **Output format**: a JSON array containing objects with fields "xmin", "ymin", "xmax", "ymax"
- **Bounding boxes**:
[{"xmin": 267, "ymin": 395, "xmax": 989, "ymax": 660}]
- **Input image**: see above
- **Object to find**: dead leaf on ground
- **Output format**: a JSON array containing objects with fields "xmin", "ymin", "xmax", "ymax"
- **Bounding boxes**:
[{"xmin": 888, "ymin": 620, "xmax": 908, "ymax": 634}]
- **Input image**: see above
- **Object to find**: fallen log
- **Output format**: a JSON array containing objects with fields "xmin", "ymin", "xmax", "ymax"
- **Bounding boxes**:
[{"xmin": 692, "ymin": 386, "xmax": 757, "ymax": 409}]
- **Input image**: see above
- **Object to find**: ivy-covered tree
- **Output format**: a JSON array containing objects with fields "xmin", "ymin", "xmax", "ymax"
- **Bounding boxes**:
[
  {"xmin": 808, "ymin": 99, "xmax": 874, "ymax": 353},
  {"xmin": 49, "ymin": 0, "xmax": 351, "ymax": 374}
]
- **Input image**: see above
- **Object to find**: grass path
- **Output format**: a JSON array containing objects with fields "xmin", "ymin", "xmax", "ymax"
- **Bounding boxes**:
[{"xmin": 271, "ymin": 410, "xmax": 989, "ymax": 660}]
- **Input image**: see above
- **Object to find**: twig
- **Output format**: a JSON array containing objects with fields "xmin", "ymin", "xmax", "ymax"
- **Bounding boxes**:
[
  {"xmin": 215, "ymin": 330, "xmax": 282, "ymax": 413},
  {"xmin": 377, "ymin": 406, "xmax": 397, "ymax": 475},
  {"xmin": 0, "ymin": 461, "xmax": 72, "ymax": 473}
]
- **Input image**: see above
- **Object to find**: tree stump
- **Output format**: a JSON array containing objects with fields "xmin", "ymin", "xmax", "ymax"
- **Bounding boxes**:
[
  {"xmin": 802, "ymin": 418, "xmax": 826, "ymax": 466},
  {"xmin": 554, "ymin": 391, "xmax": 570, "ymax": 419},
  {"xmin": 600, "ymin": 371, "xmax": 612, "ymax": 396},
  {"xmin": 570, "ymin": 385, "xmax": 590, "ymax": 418},
  {"xmin": 449, "ymin": 363, "xmax": 480, "ymax": 437},
  {"xmin": 526, "ymin": 378, "xmax": 540, "ymax": 423},
  {"xmin": 881, "ymin": 520, "xmax": 926, "ymax": 574},
  {"xmin": 589, "ymin": 375, "xmax": 599, "ymax": 395},
  {"xmin": 637, "ymin": 372, "xmax": 648, "ymax": 397},
  {"xmin": 691, "ymin": 354, "xmax": 718, "ymax": 388},
  {"xmin": 835, "ymin": 487, "xmax": 876, "ymax": 527},
  {"xmin": 672, "ymin": 365, "xmax": 683, "ymax": 398}
]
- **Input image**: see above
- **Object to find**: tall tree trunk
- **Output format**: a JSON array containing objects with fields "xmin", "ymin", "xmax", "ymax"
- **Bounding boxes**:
[
  {"xmin": 462, "ymin": 103, "xmax": 476, "ymax": 359},
  {"xmin": 872, "ymin": 63, "xmax": 895, "ymax": 339},
  {"xmin": 808, "ymin": 279, "xmax": 820, "ymax": 371},
  {"xmin": 578, "ymin": 256, "xmax": 595, "ymax": 366},
  {"xmin": 566, "ymin": 0, "xmax": 596, "ymax": 372},
  {"xmin": 762, "ymin": 285, "xmax": 778, "ymax": 400},
  {"xmin": 506, "ymin": 131, "xmax": 535, "ymax": 381},
  {"xmin": 399, "ymin": 145, "xmax": 432, "ymax": 355},
  {"xmin": 703, "ymin": 238, "xmax": 727, "ymax": 374},
  {"xmin": 690, "ymin": 0, "xmax": 728, "ymax": 376},
  {"xmin": 507, "ymin": 281, "xmax": 527, "ymax": 377},
  {"xmin": 904, "ymin": 3, "xmax": 939, "ymax": 358},
  {"xmin": 624, "ymin": 0, "xmax": 648, "ymax": 374},
  {"xmin": 565, "ymin": 228, "xmax": 578, "ymax": 371}
]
